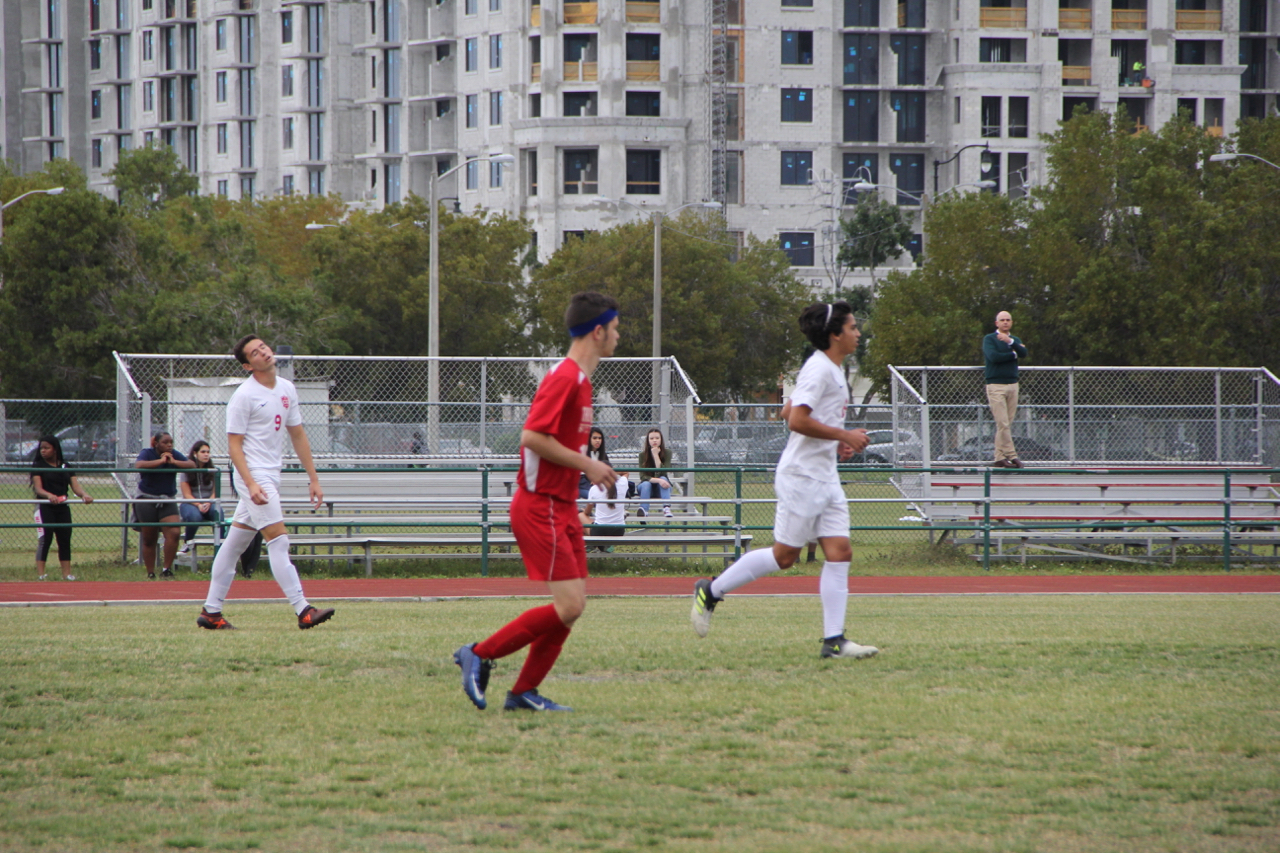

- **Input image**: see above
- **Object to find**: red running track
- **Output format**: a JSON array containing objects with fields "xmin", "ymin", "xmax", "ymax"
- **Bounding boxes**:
[{"xmin": 1, "ymin": 574, "xmax": 1278, "ymax": 606}]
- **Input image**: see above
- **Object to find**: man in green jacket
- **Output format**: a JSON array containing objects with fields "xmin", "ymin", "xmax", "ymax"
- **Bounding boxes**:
[{"xmin": 983, "ymin": 311, "xmax": 1028, "ymax": 468}]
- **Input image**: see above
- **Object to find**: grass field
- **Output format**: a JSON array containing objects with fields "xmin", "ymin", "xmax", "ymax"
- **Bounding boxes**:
[{"xmin": 2, "ymin": 596, "xmax": 1277, "ymax": 852}]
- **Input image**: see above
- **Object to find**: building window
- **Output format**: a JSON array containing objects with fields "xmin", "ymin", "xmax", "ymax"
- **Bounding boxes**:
[
  {"xmin": 779, "ymin": 232, "xmax": 815, "ymax": 267},
  {"xmin": 490, "ymin": 34, "xmax": 502, "ymax": 69},
  {"xmin": 626, "ymin": 33, "xmax": 661, "ymax": 61},
  {"xmin": 564, "ymin": 148, "xmax": 599, "ymax": 194},
  {"xmin": 216, "ymin": 19, "xmax": 226, "ymax": 51},
  {"xmin": 90, "ymin": 40, "xmax": 102, "ymax": 70},
  {"xmin": 844, "ymin": 33, "xmax": 878, "ymax": 85},
  {"xmin": 981, "ymin": 96, "xmax": 1001, "ymax": 138},
  {"xmin": 890, "ymin": 153, "xmax": 924, "ymax": 206},
  {"xmin": 780, "ymin": 150, "xmax": 812, "ymax": 185},
  {"xmin": 1175, "ymin": 40, "xmax": 1221, "ymax": 66},
  {"xmin": 892, "ymin": 34, "xmax": 925, "ymax": 85},
  {"xmin": 900, "ymin": 0, "xmax": 924, "ymax": 27},
  {"xmin": 490, "ymin": 158, "xmax": 504, "ymax": 188},
  {"xmin": 490, "ymin": 0, "xmax": 501, "ymax": 10},
  {"xmin": 283, "ymin": 174, "xmax": 294, "ymax": 196},
  {"xmin": 529, "ymin": 93, "xmax": 541, "ymax": 117},
  {"xmin": 781, "ymin": 88, "xmax": 812, "ymax": 122},
  {"xmin": 526, "ymin": 149, "xmax": 538, "ymax": 194},
  {"xmin": 282, "ymin": 63, "xmax": 294, "ymax": 97},
  {"xmin": 843, "ymin": 92, "xmax": 878, "ymax": 142},
  {"xmin": 490, "ymin": 91, "xmax": 503, "ymax": 124},
  {"xmin": 980, "ymin": 38, "xmax": 1026, "ymax": 63},
  {"xmin": 466, "ymin": 157, "xmax": 480, "ymax": 189},
  {"xmin": 564, "ymin": 91, "xmax": 597, "ymax": 117},
  {"xmin": 844, "ymin": 0, "xmax": 878, "ymax": 27},
  {"xmin": 217, "ymin": 179, "xmax": 228, "ymax": 196},
  {"xmin": 626, "ymin": 91, "xmax": 661, "ymax": 116},
  {"xmin": 143, "ymin": 30, "xmax": 154, "ymax": 61},
  {"xmin": 240, "ymin": 174, "xmax": 255, "ymax": 199},
  {"xmin": 91, "ymin": 90, "xmax": 102, "ymax": 119},
  {"xmin": 281, "ymin": 10, "xmax": 293, "ymax": 43},
  {"xmin": 843, "ymin": 152, "xmax": 877, "ymax": 204},
  {"xmin": 216, "ymin": 71, "xmax": 227, "ymax": 102},
  {"xmin": 143, "ymin": 81, "xmax": 154, "ymax": 111},
  {"xmin": 465, "ymin": 38, "xmax": 478, "ymax": 71},
  {"xmin": 1008, "ymin": 97, "xmax": 1028, "ymax": 137},
  {"xmin": 283, "ymin": 117, "xmax": 294, "ymax": 149},
  {"xmin": 781, "ymin": 0, "xmax": 813, "ymax": 7},
  {"xmin": 240, "ymin": 120, "xmax": 255, "ymax": 168},
  {"xmin": 466, "ymin": 0, "xmax": 477, "ymax": 14},
  {"xmin": 465, "ymin": 94, "xmax": 478, "ymax": 127},
  {"xmin": 216, "ymin": 123, "xmax": 227, "ymax": 153},
  {"xmin": 1007, "ymin": 152, "xmax": 1029, "ymax": 199},
  {"xmin": 92, "ymin": 138, "xmax": 103, "ymax": 168},
  {"xmin": 626, "ymin": 149, "xmax": 661, "ymax": 194},
  {"xmin": 781, "ymin": 31, "xmax": 813, "ymax": 65}
]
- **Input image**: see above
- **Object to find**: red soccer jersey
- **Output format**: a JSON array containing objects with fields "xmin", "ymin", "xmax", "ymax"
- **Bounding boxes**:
[{"xmin": 516, "ymin": 357, "xmax": 594, "ymax": 501}]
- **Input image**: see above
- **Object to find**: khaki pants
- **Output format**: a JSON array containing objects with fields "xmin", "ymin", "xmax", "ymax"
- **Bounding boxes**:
[{"xmin": 985, "ymin": 382, "xmax": 1019, "ymax": 462}]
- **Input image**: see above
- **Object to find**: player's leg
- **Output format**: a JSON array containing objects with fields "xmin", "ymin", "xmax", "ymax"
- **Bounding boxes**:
[
  {"xmin": 158, "ymin": 513, "xmax": 181, "ymax": 577},
  {"xmin": 256, "ymin": 514, "xmax": 334, "ymax": 628},
  {"xmin": 198, "ymin": 517, "xmax": 258, "ymax": 630},
  {"xmin": 815, "ymin": 484, "xmax": 877, "ymax": 660}
]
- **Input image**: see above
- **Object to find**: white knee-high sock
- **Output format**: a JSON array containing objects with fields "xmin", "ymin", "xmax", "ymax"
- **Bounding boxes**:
[
  {"xmin": 820, "ymin": 561, "xmax": 850, "ymax": 639},
  {"xmin": 204, "ymin": 525, "xmax": 259, "ymax": 613},
  {"xmin": 710, "ymin": 547, "xmax": 781, "ymax": 599},
  {"xmin": 266, "ymin": 535, "xmax": 309, "ymax": 615}
]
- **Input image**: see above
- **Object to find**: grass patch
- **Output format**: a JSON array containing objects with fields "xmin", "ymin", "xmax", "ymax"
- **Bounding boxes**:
[{"xmin": 2, "ymin": 596, "xmax": 1278, "ymax": 852}]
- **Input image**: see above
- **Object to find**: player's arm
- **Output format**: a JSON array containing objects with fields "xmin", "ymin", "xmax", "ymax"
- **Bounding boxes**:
[
  {"xmin": 787, "ymin": 404, "xmax": 868, "ymax": 453},
  {"xmin": 521, "ymin": 430, "xmax": 618, "ymax": 488},
  {"xmin": 285, "ymin": 423, "xmax": 324, "ymax": 510},
  {"xmin": 227, "ymin": 433, "xmax": 267, "ymax": 505}
]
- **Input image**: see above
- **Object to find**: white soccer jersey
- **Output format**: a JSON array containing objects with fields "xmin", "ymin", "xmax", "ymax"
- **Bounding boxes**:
[
  {"xmin": 225, "ymin": 374, "xmax": 303, "ymax": 474},
  {"xmin": 776, "ymin": 350, "xmax": 848, "ymax": 484}
]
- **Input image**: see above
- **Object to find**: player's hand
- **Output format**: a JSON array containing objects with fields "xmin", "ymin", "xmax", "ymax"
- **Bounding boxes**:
[
  {"xmin": 82, "ymin": 494, "xmax": 93, "ymax": 504},
  {"xmin": 843, "ymin": 428, "xmax": 870, "ymax": 454},
  {"xmin": 160, "ymin": 452, "xmax": 173, "ymax": 463},
  {"xmin": 308, "ymin": 481, "xmax": 324, "ymax": 510},
  {"xmin": 837, "ymin": 442, "xmax": 855, "ymax": 461},
  {"xmin": 248, "ymin": 482, "xmax": 269, "ymax": 505},
  {"xmin": 585, "ymin": 458, "xmax": 618, "ymax": 489}
]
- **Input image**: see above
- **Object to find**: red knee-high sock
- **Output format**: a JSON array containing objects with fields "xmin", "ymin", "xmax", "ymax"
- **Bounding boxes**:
[
  {"xmin": 474, "ymin": 603, "xmax": 566, "ymax": 661},
  {"xmin": 511, "ymin": 622, "xmax": 572, "ymax": 695}
]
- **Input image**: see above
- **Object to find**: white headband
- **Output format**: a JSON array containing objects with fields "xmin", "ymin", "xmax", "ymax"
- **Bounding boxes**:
[{"xmin": 825, "ymin": 303, "xmax": 833, "ymax": 326}]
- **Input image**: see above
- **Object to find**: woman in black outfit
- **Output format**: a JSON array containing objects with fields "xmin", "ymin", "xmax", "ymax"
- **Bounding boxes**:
[
  {"xmin": 578, "ymin": 427, "xmax": 610, "ymax": 499},
  {"xmin": 31, "ymin": 435, "xmax": 93, "ymax": 581}
]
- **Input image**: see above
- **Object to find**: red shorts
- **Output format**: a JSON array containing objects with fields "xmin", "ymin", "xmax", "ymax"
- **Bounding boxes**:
[{"xmin": 510, "ymin": 489, "xmax": 588, "ymax": 582}]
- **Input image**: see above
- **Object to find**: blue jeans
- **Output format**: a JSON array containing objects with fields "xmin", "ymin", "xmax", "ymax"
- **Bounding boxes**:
[
  {"xmin": 179, "ymin": 502, "xmax": 223, "ymax": 542},
  {"xmin": 637, "ymin": 480, "xmax": 671, "ymax": 513}
]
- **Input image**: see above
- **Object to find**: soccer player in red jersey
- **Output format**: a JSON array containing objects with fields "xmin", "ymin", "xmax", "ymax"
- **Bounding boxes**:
[{"xmin": 454, "ymin": 292, "xmax": 620, "ymax": 711}]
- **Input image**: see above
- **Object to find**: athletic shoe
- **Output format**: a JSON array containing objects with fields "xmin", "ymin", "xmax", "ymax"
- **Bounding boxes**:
[
  {"xmin": 197, "ymin": 608, "xmax": 236, "ymax": 630},
  {"xmin": 178, "ymin": 543, "xmax": 190, "ymax": 555},
  {"xmin": 37, "ymin": 574, "xmax": 47, "ymax": 581},
  {"xmin": 63, "ymin": 575, "xmax": 76, "ymax": 581},
  {"xmin": 160, "ymin": 568, "xmax": 174, "ymax": 579},
  {"xmin": 147, "ymin": 572, "xmax": 156, "ymax": 580},
  {"xmin": 503, "ymin": 689, "xmax": 573, "ymax": 712},
  {"xmin": 636, "ymin": 507, "xmax": 647, "ymax": 525},
  {"xmin": 690, "ymin": 578, "xmax": 721, "ymax": 638},
  {"xmin": 297, "ymin": 605, "xmax": 335, "ymax": 630},
  {"xmin": 663, "ymin": 506, "xmax": 674, "ymax": 518},
  {"xmin": 820, "ymin": 636, "xmax": 878, "ymax": 659},
  {"xmin": 453, "ymin": 643, "xmax": 492, "ymax": 710}
]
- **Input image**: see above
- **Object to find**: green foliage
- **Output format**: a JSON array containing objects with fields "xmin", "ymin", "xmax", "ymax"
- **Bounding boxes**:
[
  {"xmin": 107, "ymin": 143, "xmax": 199, "ymax": 212},
  {"xmin": 864, "ymin": 112, "xmax": 1280, "ymax": 392},
  {"xmin": 837, "ymin": 194, "xmax": 913, "ymax": 282},
  {"xmin": 527, "ymin": 212, "xmax": 812, "ymax": 401}
]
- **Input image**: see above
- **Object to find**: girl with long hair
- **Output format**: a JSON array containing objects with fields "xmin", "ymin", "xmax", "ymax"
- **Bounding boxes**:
[
  {"xmin": 578, "ymin": 427, "xmax": 610, "ymax": 499},
  {"xmin": 636, "ymin": 428, "xmax": 673, "ymax": 519},
  {"xmin": 180, "ymin": 440, "xmax": 224, "ymax": 549},
  {"xmin": 31, "ymin": 435, "xmax": 93, "ymax": 580}
]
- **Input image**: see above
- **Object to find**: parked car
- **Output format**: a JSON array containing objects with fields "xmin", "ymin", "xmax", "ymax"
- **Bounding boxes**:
[
  {"xmin": 7, "ymin": 423, "xmax": 116, "ymax": 464},
  {"xmin": 851, "ymin": 429, "xmax": 923, "ymax": 466},
  {"xmin": 935, "ymin": 435, "xmax": 1060, "ymax": 464}
]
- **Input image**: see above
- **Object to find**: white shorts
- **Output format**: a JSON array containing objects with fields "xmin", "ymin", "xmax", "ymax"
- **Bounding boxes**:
[
  {"xmin": 231, "ymin": 471, "xmax": 284, "ymax": 530},
  {"xmin": 772, "ymin": 474, "xmax": 849, "ymax": 548}
]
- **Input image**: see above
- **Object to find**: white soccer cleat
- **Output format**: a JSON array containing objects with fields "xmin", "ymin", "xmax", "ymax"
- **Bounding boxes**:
[{"xmin": 820, "ymin": 636, "xmax": 879, "ymax": 659}]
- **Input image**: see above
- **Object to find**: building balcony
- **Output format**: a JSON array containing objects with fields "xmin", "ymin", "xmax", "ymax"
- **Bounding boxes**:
[
  {"xmin": 1112, "ymin": 9, "xmax": 1147, "ymax": 29},
  {"xmin": 1063, "ymin": 65, "xmax": 1092, "ymax": 85},
  {"xmin": 1059, "ymin": 8, "xmax": 1091, "ymax": 30},
  {"xmin": 1176, "ymin": 10, "xmax": 1221, "ymax": 30},
  {"xmin": 564, "ymin": 60, "xmax": 598, "ymax": 82},
  {"xmin": 626, "ymin": 1, "xmax": 660, "ymax": 23},
  {"xmin": 980, "ymin": 7, "xmax": 1027, "ymax": 28},
  {"xmin": 564, "ymin": 3, "xmax": 598, "ymax": 24},
  {"xmin": 626, "ymin": 60, "xmax": 659, "ymax": 81}
]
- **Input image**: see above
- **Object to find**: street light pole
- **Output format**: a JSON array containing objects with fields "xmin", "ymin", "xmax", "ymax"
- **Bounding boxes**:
[
  {"xmin": 933, "ymin": 142, "xmax": 989, "ymax": 195},
  {"xmin": 0, "ymin": 186, "xmax": 65, "ymax": 244},
  {"xmin": 1209, "ymin": 152, "xmax": 1280, "ymax": 170},
  {"xmin": 428, "ymin": 153, "xmax": 513, "ymax": 454}
]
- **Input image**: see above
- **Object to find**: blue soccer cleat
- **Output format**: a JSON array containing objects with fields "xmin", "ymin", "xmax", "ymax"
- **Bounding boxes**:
[
  {"xmin": 453, "ymin": 643, "xmax": 491, "ymax": 710},
  {"xmin": 503, "ymin": 689, "xmax": 573, "ymax": 712}
]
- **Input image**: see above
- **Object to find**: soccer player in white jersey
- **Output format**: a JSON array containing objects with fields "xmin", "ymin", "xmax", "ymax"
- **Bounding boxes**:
[
  {"xmin": 690, "ymin": 301, "xmax": 879, "ymax": 659},
  {"xmin": 196, "ymin": 335, "xmax": 335, "ymax": 631}
]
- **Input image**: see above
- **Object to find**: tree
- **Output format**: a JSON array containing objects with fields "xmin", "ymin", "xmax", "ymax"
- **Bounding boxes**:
[
  {"xmin": 862, "ymin": 111, "xmax": 1280, "ymax": 394},
  {"xmin": 837, "ymin": 194, "xmax": 913, "ymax": 289},
  {"xmin": 526, "ymin": 211, "xmax": 812, "ymax": 402},
  {"xmin": 108, "ymin": 143, "xmax": 199, "ymax": 213}
]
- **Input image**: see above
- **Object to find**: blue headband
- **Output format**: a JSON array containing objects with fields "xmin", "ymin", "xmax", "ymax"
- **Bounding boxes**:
[{"xmin": 569, "ymin": 308, "xmax": 618, "ymax": 338}]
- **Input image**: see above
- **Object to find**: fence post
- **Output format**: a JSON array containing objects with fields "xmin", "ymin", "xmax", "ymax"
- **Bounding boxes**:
[
  {"xmin": 1256, "ymin": 372, "xmax": 1265, "ymax": 465},
  {"xmin": 982, "ymin": 467, "xmax": 992, "ymax": 571},
  {"xmin": 685, "ymin": 395, "xmax": 696, "ymax": 501},
  {"xmin": 733, "ymin": 468, "xmax": 743, "ymax": 560},
  {"xmin": 479, "ymin": 359, "xmax": 488, "ymax": 456},
  {"xmin": 1214, "ymin": 370, "xmax": 1223, "ymax": 463},
  {"xmin": 480, "ymin": 466, "xmax": 490, "ymax": 578},
  {"xmin": 1222, "ymin": 468, "xmax": 1232, "ymax": 573},
  {"xmin": 1067, "ymin": 368, "xmax": 1076, "ymax": 464},
  {"xmin": 660, "ymin": 360, "xmax": 672, "ymax": 434}
]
